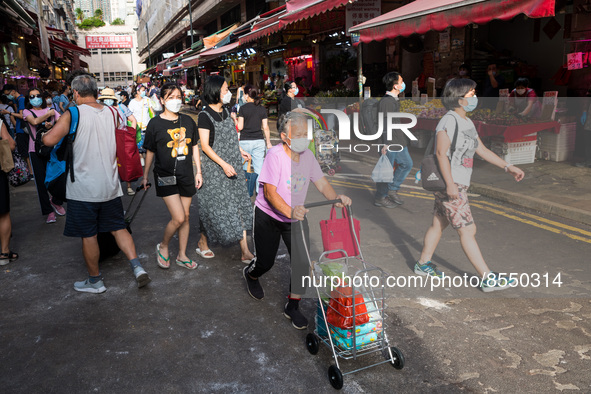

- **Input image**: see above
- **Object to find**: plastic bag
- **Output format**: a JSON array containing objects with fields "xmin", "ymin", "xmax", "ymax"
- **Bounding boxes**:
[
  {"xmin": 371, "ymin": 154, "xmax": 394, "ymax": 183},
  {"xmin": 326, "ymin": 285, "xmax": 369, "ymax": 329},
  {"xmin": 149, "ymin": 94, "xmax": 163, "ymax": 112}
]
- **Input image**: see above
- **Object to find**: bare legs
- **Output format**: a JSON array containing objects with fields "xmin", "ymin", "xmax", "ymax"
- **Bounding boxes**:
[
  {"xmin": 81, "ymin": 229, "xmax": 138, "ymax": 277},
  {"xmin": 419, "ymin": 214, "xmax": 491, "ymax": 277},
  {"xmin": 159, "ymin": 195, "xmax": 192, "ymax": 261},
  {"xmin": 0, "ymin": 212, "xmax": 12, "ymax": 254},
  {"xmin": 199, "ymin": 230, "xmax": 254, "ymax": 261}
]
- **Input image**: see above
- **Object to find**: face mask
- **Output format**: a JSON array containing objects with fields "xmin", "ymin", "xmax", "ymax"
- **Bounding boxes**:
[
  {"xmin": 222, "ymin": 91, "xmax": 232, "ymax": 104},
  {"xmin": 30, "ymin": 97, "xmax": 43, "ymax": 107},
  {"xmin": 516, "ymin": 89, "xmax": 526, "ymax": 95},
  {"xmin": 165, "ymin": 99, "xmax": 182, "ymax": 113},
  {"xmin": 7, "ymin": 94, "xmax": 14, "ymax": 101},
  {"xmin": 104, "ymin": 99, "xmax": 115, "ymax": 106},
  {"xmin": 462, "ymin": 96, "xmax": 478, "ymax": 112},
  {"xmin": 293, "ymin": 87, "xmax": 299, "ymax": 96},
  {"xmin": 46, "ymin": 99, "xmax": 53, "ymax": 105},
  {"xmin": 459, "ymin": 70, "xmax": 467, "ymax": 76},
  {"xmin": 397, "ymin": 82, "xmax": 406, "ymax": 93},
  {"xmin": 288, "ymin": 137, "xmax": 309, "ymax": 153},
  {"xmin": 140, "ymin": 91, "xmax": 146, "ymax": 98}
]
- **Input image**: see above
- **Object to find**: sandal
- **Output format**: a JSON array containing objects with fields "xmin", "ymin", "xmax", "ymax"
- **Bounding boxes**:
[
  {"xmin": 176, "ymin": 258, "xmax": 198, "ymax": 270},
  {"xmin": 156, "ymin": 243, "xmax": 170, "ymax": 269},
  {"xmin": 0, "ymin": 251, "xmax": 18, "ymax": 266},
  {"xmin": 196, "ymin": 247, "xmax": 215, "ymax": 259}
]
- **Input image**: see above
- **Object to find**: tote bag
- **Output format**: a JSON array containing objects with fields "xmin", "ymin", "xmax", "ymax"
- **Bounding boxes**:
[
  {"xmin": 320, "ymin": 206, "xmax": 361, "ymax": 259},
  {"xmin": 421, "ymin": 117, "xmax": 458, "ymax": 192}
]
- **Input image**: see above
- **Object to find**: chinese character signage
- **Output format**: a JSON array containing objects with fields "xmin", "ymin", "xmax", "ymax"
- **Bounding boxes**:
[
  {"xmin": 85, "ymin": 36, "xmax": 133, "ymax": 49},
  {"xmin": 346, "ymin": 0, "xmax": 381, "ymax": 37},
  {"xmin": 567, "ymin": 52, "xmax": 583, "ymax": 70}
]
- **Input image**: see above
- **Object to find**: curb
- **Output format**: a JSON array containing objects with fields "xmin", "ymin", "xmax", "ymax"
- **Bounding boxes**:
[{"xmin": 341, "ymin": 152, "xmax": 591, "ymax": 227}]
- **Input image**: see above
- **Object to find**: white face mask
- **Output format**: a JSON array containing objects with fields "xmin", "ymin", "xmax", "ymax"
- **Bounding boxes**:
[
  {"xmin": 288, "ymin": 137, "xmax": 309, "ymax": 153},
  {"xmin": 165, "ymin": 99, "xmax": 182, "ymax": 113},
  {"xmin": 222, "ymin": 91, "xmax": 232, "ymax": 104}
]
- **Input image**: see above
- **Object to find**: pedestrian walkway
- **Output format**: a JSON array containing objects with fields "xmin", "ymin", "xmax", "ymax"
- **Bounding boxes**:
[{"xmin": 181, "ymin": 106, "xmax": 591, "ymax": 226}]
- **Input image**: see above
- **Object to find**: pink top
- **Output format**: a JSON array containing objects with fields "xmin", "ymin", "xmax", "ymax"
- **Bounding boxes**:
[
  {"xmin": 23, "ymin": 108, "xmax": 60, "ymax": 153},
  {"xmin": 255, "ymin": 144, "xmax": 324, "ymax": 223}
]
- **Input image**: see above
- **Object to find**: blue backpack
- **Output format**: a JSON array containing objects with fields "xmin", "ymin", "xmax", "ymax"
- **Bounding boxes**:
[{"xmin": 45, "ymin": 107, "xmax": 79, "ymax": 202}]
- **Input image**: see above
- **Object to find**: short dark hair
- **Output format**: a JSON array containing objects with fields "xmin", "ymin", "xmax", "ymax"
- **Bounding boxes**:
[
  {"xmin": 161, "ymin": 83, "xmax": 182, "ymax": 100},
  {"xmin": 442, "ymin": 78, "xmax": 477, "ymax": 110},
  {"xmin": 514, "ymin": 77, "xmax": 530, "ymax": 88},
  {"xmin": 2, "ymin": 84, "xmax": 16, "ymax": 93},
  {"xmin": 132, "ymin": 84, "xmax": 146, "ymax": 98},
  {"xmin": 120, "ymin": 91, "xmax": 129, "ymax": 98},
  {"xmin": 247, "ymin": 88, "xmax": 261, "ymax": 106},
  {"xmin": 60, "ymin": 85, "xmax": 69, "ymax": 94},
  {"xmin": 202, "ymin": 75, "xmax": 226, "ymax": 105},
  {"xmin": 284, "ymin": 81, "xmax": 295, "ymax": 92},
  {"xmin": 383, "ymin": 72, "xmax": 401, "ymax": 92},
  {"xmin": 459, "ymin": 63, "xmax": 471, "ymax": 72},
  {"xmin": 0, "ymin": 95, "xmax": 8, "ymax": 104},
  {"xmin": 25, "ymin": 88, "xmax": 47, "ymax": 109}
]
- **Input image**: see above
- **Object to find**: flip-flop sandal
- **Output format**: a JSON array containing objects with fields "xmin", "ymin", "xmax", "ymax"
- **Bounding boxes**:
[
  {"xmin": 0, "ymin": 251, "xmax": 18, "ymax": 266},
  {"xmin": 196, "ymin": 248, "xmax": 215, "ymax": 259},
  {"xmin": 156, "ymin": 243, "xmax": 170, "ymax": 269},
  {"xmin": 241, "ymin": 256, "xmax": 255, "ymax": 264},
  {"xmin": 176, "ymin": 258, "xmax": 198, "ymax": 270}
]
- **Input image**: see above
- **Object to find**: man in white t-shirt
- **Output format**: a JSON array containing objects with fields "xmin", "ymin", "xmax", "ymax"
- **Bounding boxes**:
[{"xmin": 43, "ymin": 75, "xmax": 151, "ymax": 293}]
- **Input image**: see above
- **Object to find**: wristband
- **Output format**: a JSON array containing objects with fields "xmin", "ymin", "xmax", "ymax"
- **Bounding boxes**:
[{"xmin": 504, "ymin": 164, "xmax": 512, "ymax": 172}]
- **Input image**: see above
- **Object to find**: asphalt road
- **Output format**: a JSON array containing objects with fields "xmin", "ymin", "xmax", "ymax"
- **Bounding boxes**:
[{"xmin": 1, "ymin": 148, "xmax": 590, "ymax": 393}]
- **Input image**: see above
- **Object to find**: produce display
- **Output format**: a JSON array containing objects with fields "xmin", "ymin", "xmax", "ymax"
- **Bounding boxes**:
[
  {"xmin": 399, "ymin": 99, "xmax": 446, "ymax": 119},
  {"xmin": 261, "ymin": 90, "xmax": 278, "ymax": 106},
  {"xmin": 467, "ymin": 108, "xmax": 529, "ymax": 126}
]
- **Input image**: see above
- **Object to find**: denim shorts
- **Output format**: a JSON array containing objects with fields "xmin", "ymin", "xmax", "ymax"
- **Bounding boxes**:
[{"xmin": 64, "ymin": 198, "xmax": 126, "ymax": 238}]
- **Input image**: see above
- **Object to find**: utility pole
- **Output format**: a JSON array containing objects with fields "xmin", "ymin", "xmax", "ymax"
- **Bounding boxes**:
[
  {"xmin": 188, "ymin": 0, "xmax": 194, "ymax": 47},
  {"xmin": 146, "ymin": 21, "xmax": 152, "ymax": 67}
]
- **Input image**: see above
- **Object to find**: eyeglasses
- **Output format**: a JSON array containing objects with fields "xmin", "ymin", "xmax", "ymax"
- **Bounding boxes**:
[{"xmin": 29, "ymin": 94, "xmax": 42, "ymax": 99}]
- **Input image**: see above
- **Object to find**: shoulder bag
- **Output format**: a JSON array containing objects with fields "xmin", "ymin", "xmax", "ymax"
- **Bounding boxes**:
[{"xmin": 420, "ymin": 116, "xmax": 459, "ymax": 192}]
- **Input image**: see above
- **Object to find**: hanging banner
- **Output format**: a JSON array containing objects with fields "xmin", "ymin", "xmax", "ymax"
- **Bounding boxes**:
[
  {"xmin": 86, "ymin": 36, "xmax": 133, "ymax": 49},
  {"xmin": 567, "ymin": 52, "xmax": 583, "ymax": 70},
  {"xmin": 346, "ymin": 0, "xmax": 381, "ymax": 37}
]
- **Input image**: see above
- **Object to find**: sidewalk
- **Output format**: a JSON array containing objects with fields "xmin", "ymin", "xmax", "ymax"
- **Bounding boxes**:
[{"xmin": 181, "ymin": 106, "xmax": 591, "ymax": 226}]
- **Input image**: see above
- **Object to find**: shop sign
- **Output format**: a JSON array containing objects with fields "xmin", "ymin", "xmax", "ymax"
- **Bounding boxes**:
[
  {"xmin": 346, "ymin": 0, "xmax": 381, "ymax": 36},
  {"xmin": 245, "ymin": 65, "xmax": 261, "ymax": 72},
  {"xmin": 283, "ymin": 47, "xmax": 312, "ymax": 59},
  {"xmin": 567, "ymin": 52, "xmax": 583, "ymax": 70},
  {"xmin": 85, "ymin": 36, "xmax": 133, "ymax": 49}
]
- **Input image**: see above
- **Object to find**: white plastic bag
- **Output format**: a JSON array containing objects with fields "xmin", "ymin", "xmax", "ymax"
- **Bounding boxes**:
[
  {"xmin": 149, "ymin": 94, "xmax": 163, "ymax": 112},
  {"xmin": 371, "ymin": 155, "xmax": 394, "ymax": 183}
]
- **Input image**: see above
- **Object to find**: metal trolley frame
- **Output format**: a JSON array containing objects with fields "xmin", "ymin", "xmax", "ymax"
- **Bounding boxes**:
[{"xmin": 302, "ymin": 200, "xmax": 404, "ymax": 390}]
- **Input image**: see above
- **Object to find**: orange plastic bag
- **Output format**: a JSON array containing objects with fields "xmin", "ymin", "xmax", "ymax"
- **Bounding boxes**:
[{"xmin": 326, "ymin": 286, "xmax": 369, "ymax": 329}]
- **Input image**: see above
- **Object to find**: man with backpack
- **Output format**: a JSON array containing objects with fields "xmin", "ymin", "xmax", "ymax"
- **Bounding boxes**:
[
  {"xmin": 42, "ymin": 75, "xmax": 150, "ymax": 293},
  {"xmin": 372, "ymin": 72, "xmax": 413, "ymax": 208}
]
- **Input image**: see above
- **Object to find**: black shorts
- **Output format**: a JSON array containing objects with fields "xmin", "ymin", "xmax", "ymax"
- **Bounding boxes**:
[
  {"xmin": 0, "ymin": 171, "xmax": 9, "ymax": 215},
  {"xmin": 155, "ymin": 180, "xmax": 196, "ymax": 198},
  {"xmin": 15, "ymin": 133, "xmax": 29, "ymax": 158},
  {"xmin": 64, "ymin": 198, "xmax": 126, "ymax": 238}
]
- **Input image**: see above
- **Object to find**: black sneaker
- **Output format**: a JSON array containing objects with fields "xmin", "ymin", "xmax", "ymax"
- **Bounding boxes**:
[
  {"xmin": 243, "ymin": 266, "xmax": 264, "ymax": 300},
  {"xmin": 374, "ymin": 197, "xmax": 398, "ymax": 208},
  {"xmin": 387, "ymin": 190, "xmax": 404, "ymax": 205},
  {"xmin": 284, "ymin": 302, "xmax": 308, "ymax": 330}
]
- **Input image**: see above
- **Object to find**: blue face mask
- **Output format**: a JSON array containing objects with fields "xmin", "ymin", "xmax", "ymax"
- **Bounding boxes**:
[
  {"xmin": 7, "ymin": 94, "xmax": 14, "ymax": 101},
  {"xmin": 398, "ymin": 81, "xmax": 406, "ymax": 93},
  {"xmin": 104, "ymin": 99, "xmax": 115, "ymax": 106},
  {"xmin": 293, "ymin": 87, "xmax": 299, "ymax": 96},
  {"xmin": 30, "ymin": 97, "xmax": 43, "ymax": 107},
  {"xmin": 462, "ymin": 96, "xmax": 478, "ymax": 112},
  {"xmin": 140, "ymin": 91, "xmax": 146, "ymax": 98}
]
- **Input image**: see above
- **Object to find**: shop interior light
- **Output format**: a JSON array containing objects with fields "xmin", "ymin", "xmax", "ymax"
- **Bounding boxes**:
[
  {"xmin": 10, "ymin": 42, "xmax": 18, "ymax": 46},
  {"xmin": 18, "ymin": 36, "xmax": 24, "ymax": 39}
]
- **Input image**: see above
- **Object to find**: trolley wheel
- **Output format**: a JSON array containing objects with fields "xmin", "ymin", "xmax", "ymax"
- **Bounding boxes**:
[
  {"xmin": 328, "ymin": 365, "xmax": 343, "ymax": 390},
  {"xmin": 306, "ymin": 333, "xmax": 319, "ymax": 355},
  {"xmin": 327, "ymin": 168, "xmax": 336, "ymax": 176},
  {"xmin": 387, "ymin": 346, "xmax": 405, "ymax": 370}
]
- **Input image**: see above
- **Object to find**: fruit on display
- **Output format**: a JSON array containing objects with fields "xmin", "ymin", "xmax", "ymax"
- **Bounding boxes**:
[
  {"xmin": 468, "ymin": 109, "xmax": 528, "ymax": 126},
  {"xmin": 400, "ymin": 99, "xmax": 446, "ymax": 119}
]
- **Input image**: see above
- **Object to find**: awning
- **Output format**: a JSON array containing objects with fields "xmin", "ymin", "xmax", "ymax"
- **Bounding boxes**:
[
  {"xmin": 163, "ymin": 65, "xmax": 184, "ymax": 76},
  {"xmin": 80, "ymin": 60, "xmax": 89, "ymax": 68},
  {"xmin": 2, "ymin": 0, "xmax": 37, "ymax": 28},
  {"xmin": 281, "ymin": 0, "xmax": 356, "ymax": 24},
  {"xmin": 203, "ymin": 23, "xmax": 239, "ymax": 49},
  {"xmin": 49, "ymin": 38, "xmax": 91, "ymax": 57},
  {"xmin": 199, "ymin": 42, "xmax": 241, "ymax": 62},
  {"xmin": 238, "ymin": 11, "xmax": 287, "ymax": 45},
  {"xmin": 156, "ymin": 60, "xmax": 167, "ymax": 73},
  {"xmin": 349, "ymin": 0, "xmax": 556, "ymax": 43},
  {"xmin": 182, "ymin": 55, "xmax": 200, "ymax": 68}
]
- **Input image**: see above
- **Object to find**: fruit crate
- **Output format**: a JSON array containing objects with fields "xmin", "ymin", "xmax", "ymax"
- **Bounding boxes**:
[
  {"xmin": 538, "ymin": 122, "xmax": 576, "ymax": 150},
  {"xmin": 491, "ymin": 140, "xmax": 537, "ymax": 165}
]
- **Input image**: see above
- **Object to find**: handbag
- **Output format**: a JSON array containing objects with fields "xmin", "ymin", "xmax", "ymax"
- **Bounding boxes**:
[
  {"xmin": 320, "ymin": 206, "xmax": 361, "ymax": 259},
  {"xmin": 326, "ymin": 285, "xmax": 369, "ymax": 329},
  {"xmin": 371, "ymin": 154, "xmax": 394, "ymax": 183},
  {"xmin": 421, "ymin": 116, "xmax": 458, "ymax": 192},
  {"xmin": 156, "ymin": 115, "xmax": 179, "ymax": 187},
  {"xmin": 26, "ymin": 111, "xmax": 53, "ymax": 159},
  {"xmin": 8, "ymin": 151, "xmax": 31, "ymax": 186},
  {"xmin": 110, "ymin": 107, "xmax": 143, "ymax": 182},
  {"xmin": 0, "ymin": 139, "xmax": 14, "ymax": 173}
]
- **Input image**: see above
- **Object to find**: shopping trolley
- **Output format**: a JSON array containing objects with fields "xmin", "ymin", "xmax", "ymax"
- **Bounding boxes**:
[{"xmin": 302, "ymin": 200, "xmax": 404, "ymax": 390}]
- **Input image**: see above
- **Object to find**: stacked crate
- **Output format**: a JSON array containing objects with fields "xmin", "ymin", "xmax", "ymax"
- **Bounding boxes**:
[
  {"xmin": 537, "ymin": 122, "xmax": 576, "ymax": 162},
  {"xmin": 490, "ymin": 133, "xmax": 538, "ymax": 165}
]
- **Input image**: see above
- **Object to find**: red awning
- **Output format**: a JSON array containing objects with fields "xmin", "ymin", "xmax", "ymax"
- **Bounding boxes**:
[
  {"xmin": 163, "ymin": 66, "xmax": 184, "ymax": 76},
  {"xmin": 199, "ymin": 41, "xmax": 240, "ymax": 58},
  {"xmin": 239, "ymin": 11, "xmax": 287, "ymax": 45},
  {"xmin": 156, "ymin": 59, "xmax": 167, "ymax": 73},
  {"xmin": 182, "ymin": 55, "xmax": 200, "ymax": 68},
  {"xmin": 349, "ymin": 0, "xmax": 556, "ymax": 43},
  {"xmin": 49, "ymin": 38, "xmax": 91, "ymax": 56},
  {"xmin": 281, "ymin": 0, "xmax": 355, "ymax": 24}
]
